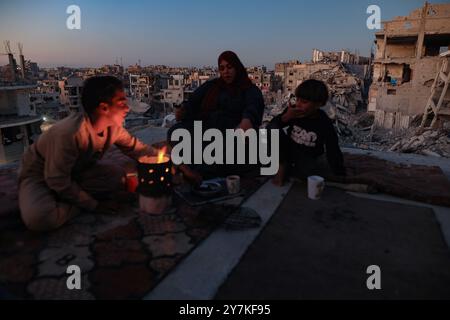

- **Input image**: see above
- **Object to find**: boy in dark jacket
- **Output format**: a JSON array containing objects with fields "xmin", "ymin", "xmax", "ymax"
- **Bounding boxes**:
[{"xmin": 268, "ymin": 79, "xmax": 345, "ymax": 186}]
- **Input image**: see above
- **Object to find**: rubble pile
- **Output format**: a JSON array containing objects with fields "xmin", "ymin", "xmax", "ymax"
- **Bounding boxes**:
[
  {"xmin": 262, "ymin": 63, "xmax": 365, "ymax": 127},
  {"xmin": 260, "ymin": 62, "xmax": 449, "ymax": 159},
  {"xmin": 262, "ymin": 104, "xmax": 283, "ymax": 126},
  {"xmin": 312, "ymin": 64, "xmax": 368, "ymax": 138},
  {"xmin": 387, "ymin": 129, "xmax": 450, "ymax": 158},
  {"xmin": 310, "ymin": 63, "xmax": 364, "ymax": 114},
  {"xmin": 342, "ymin": 124, "xmax": 450, "ymax": 158},
  {"xmin": 336, "ymin": 111, "xmax": 374, "ymax": 146},
  {"xmin": 262, "ymin": 99, "xmax": 450, "ymax": 159}
]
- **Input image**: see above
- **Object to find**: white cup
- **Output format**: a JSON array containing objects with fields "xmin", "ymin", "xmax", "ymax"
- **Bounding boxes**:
[
  {"xmin": 307, "ymin": 176, "xmax": 325, "ymax": 200},
  {"xmin": 226, "ymin": 175, "xmax": 241, "ymax": 194}
]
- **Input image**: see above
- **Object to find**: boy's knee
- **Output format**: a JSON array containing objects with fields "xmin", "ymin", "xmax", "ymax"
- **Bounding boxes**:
[
  {"xmin": 21, "ymin": 201, "xmax": 79, "ymax": 232},
  {"xmin": 19, "ymin": 182, "xmax": 77, "ymax": 232},
  {"xmin": 20, "ymin": 206, "xmax": 59, "ymax": 232},
  {"xmin": 78, "ymin": 163, "xmax": 126, "ymax": 194}
]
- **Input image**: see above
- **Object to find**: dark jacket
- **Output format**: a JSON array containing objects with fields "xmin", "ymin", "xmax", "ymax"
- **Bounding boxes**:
[
  {"xmin": 270, "ymin": 108, "xmax": 345, "ymax": 175},
  {"xmin": 183, "ymin": 79, "xmax": 265, "ymax": 130}
]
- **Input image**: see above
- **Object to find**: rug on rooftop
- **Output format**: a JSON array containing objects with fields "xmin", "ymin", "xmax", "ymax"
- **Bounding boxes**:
[
  {"xmin": 0, "ymin": 141, "xmax": 267, "ymax": 300},
  {"xmin": 330, "ymin": 153, "xmax": 450, "ymax": 207},
  {"xmin": 0, "ymin": 174, "xmax": 266, "ymax": 300}
]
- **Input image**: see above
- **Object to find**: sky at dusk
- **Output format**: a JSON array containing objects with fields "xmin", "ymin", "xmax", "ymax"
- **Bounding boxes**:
[{"xmin": 0, "ymin": 0, "xmax": 441, "ymax": 69}]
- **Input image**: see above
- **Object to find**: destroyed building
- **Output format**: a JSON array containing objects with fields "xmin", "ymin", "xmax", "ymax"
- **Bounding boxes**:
[
  {"xmin": 187, "ymin": 72, "xmax": 210, "ymax": 90},
  {"xmin": 312, "ymin": 49, "xmax": 370, "ymax": 65},
  {"xmin": 247, "ymin": 67, "xmax": 272, "ymax": 93},
  {"xmin": 58, "ymin": 75, "xmax": 83, "ymax": 114},
  {"xmin": 129, "ymin": 74, "xmax": 153, "ymax": 103},
  {"xmin": 0, "ymin": 41, "xmax": 42, "ymax": 164},
  {"xmin": 282, "ymin": 58, "xmax": 369, "ymax": 114},
  {"xmin": 263, "ymin": 53, "xmax": 371, "ymax": 135},
  {"xmin": 274, "ymin": 60, "xmax": 300, "ymax": 82},
  {"xmin": 369, "ymin": 2, "xmax": 450, "ymax": 130},
  {"xmin": 161, "ymin": 74, "xmax": 185, "ymax": 106}
]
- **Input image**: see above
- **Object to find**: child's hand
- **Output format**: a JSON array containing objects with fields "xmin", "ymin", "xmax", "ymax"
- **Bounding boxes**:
[
  {"xmin": 179, "ymin": 164, "xmax": 203, "ymax": 186},
  {"xmin": 281, "ymin": 106, "xmax": 306, "ymax": 122}
]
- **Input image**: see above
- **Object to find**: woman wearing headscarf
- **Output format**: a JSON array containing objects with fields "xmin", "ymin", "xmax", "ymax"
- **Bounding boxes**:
[{"xmin": 168, "ymin": 50, "xmax": 265, "ymax": 183}]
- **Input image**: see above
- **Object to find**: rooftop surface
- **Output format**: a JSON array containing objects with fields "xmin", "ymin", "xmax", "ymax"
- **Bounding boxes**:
[
  {"xmin": 0, "ymin": 115, "xmax": 42, "ymax": 128},
  {"xmin": 146, "ymin": 146, "xmax": 450, "ymax": 300},
  {"xmin": 1, "ymin": 126, "xmax": 450, "ymax": 299}
]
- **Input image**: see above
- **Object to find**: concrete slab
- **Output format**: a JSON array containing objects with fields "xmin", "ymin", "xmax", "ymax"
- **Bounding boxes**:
[
  {"xmin": 144, "ymin": 180, "xmax": 292, "ymax": 300},
  {"xmin": 215, "ymin": 183, "xmax": 450, "ymax": 299},
  {"xmin": 347, "ymin": 191, "xmax": 450, "ymax": 249}
]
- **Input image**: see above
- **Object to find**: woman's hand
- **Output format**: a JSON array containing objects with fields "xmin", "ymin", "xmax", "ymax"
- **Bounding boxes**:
[
  {"xmin": 179, "ymin": 164, "xmax": 203, "ymax": 186},
  {"xmin": 237, "ymin": 118, "xmax": 253, "ymax": 131}
]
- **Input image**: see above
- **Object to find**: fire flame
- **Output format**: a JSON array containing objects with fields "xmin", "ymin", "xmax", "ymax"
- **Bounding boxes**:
[
  {"xmin": 157, "ymin": 146, "xmax": 167, "ymax": 164},
  {"xmin": 139, "ymin": 146, "xmax": 168, "ymax": 164}
]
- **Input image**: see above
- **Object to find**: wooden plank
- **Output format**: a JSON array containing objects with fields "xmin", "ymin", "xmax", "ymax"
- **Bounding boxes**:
[
  {"xmin": 384, "ymin": 112, "xmax": 394, "ymax": 129},
  {"xmin": 429, "ymin": 99, "xmax": 437, "ymax": 113},
  {"xmin": 439, "ymin": 71, "xmax": 449, "ymax": 84},
  {"xmin": 420, "ymin": 57, "xmax": 450, "ymax": 129},
  {"xmin": 400, "ymin": 115, "xmax": 411, "ymax": 129},
  {"xmin": 437, "ymin": 108, "xmax": 450, "ymax": 116},
  {"xmin": 374, "ymin": 110, "xmax": 385, "ymax": 127},
  {"xmin": 435, "ymin": 83, "xmax": 449, "ymax": 112}
]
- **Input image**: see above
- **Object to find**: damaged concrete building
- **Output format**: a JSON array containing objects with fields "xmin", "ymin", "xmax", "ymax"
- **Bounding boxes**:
[
  {"xmin": 58, "ymin": 75, "xmax": 83, "ymax": 114},
  {"xmin": 129, "ymin": 74, "xmax": 153, "ymax": 103},
  {"xmin": 312, "ymin": 49, "xmax": 370, "ymax": 65},
  {"xmin": 264, "ymin": 52, "xmax": 371, "ymax": 132},
  {"xmin": 282, "ymin": 57, "xmax": 369, "ymax": 114},
  {"xmin": 370, "ymin": 2, "xmax": 450, "ymax": 129}
]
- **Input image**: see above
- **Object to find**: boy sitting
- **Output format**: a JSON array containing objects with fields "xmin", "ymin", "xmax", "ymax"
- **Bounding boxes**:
[
  {"xmin": 18, "ymin": 76, "xmax": 156, "ymax": 231},
  {"xmin": 268, "ymin": 79, "xmax": 345, "ymax": 186}
]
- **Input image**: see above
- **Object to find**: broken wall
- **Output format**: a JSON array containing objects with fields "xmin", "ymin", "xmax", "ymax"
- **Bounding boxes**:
[
  {"xmin": 0, "ymin": 91, "xmax": 17, "ymax": 115},
  {"xmin": 370, "ymin": 57, "xmax": 443, "ymax": 129},
  {"xmin": 385, "ymin": 64, "xmax": 405, "ymax": 79},
  {"xmin": 385, "ymin": 43, "xmax": 416, "ymax": 59},
  {"xmin": 382, "ymin": 4, "xmax": 450, "ymax": 35},
  {"xmin": 369, "ymin": 3, "xmax": 450, "ymax": 129},
  {"xmin": 383, "ymin": 20, "xmax": 420, "ymax": 35}
]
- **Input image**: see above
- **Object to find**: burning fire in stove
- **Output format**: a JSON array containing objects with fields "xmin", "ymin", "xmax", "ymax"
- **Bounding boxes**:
[
  {"xmin": 137, "ymin": 146, "xmax": 172, "ymax": 204},
  {"xmin": 140, "ymin": 146, "xmax": 168, "ymax": 165},
  {"xmin": 157, "ymin": 146, "xmax": 167, "ymax": 164}
]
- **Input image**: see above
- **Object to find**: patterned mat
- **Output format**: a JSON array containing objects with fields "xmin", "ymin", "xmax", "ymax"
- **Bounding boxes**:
[
  {"xmin": 0, "ymin": 174, "xmax": 266, "ymax": 300},
  {"xmin": 337, "ymin": 153, "xmax": 450, "ymax": 207}
]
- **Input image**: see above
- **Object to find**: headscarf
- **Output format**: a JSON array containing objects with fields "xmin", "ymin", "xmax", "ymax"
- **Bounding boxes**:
[{"xmin": 200, "ymin": 51, "xmax": 252, "ymax": 118}]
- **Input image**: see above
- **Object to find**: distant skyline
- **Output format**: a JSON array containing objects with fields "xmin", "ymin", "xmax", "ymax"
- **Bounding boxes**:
[{"xmin": 0, "ymin": 0, "xmax": 442, "ymax": 69}]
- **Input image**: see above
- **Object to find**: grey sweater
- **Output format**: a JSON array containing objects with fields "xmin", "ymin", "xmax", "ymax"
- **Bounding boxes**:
[{"xmin": 19, "ymin": 113, "xmax": 155, "ymax": 210}]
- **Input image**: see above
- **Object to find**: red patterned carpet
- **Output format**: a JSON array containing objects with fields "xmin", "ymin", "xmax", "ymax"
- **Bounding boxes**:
[
  {"xmin": 0, "ymin": 174, "xmax": 266, "ymax": 299},
  {"xmin": 0, "ymin": 142, "xmax": 267, "ymax": 300},
  {"xmin": 1, "ymin": 148, "xmax": 449, "ymax": 299}
]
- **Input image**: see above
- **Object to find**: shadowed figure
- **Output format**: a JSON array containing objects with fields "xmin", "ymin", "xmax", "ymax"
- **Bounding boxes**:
[{"xmin": 167, "ymin": 51, "xmax": 265, "ymax": 184}]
